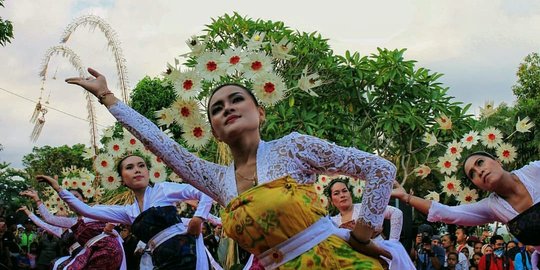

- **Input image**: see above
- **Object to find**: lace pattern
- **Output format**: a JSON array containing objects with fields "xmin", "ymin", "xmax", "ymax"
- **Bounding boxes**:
[{"xmin": 110, "ymin": 102, "xmax": 396, "ymax": 229}]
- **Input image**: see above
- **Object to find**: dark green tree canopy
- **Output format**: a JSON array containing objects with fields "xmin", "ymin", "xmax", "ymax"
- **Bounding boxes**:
[{"xmin": 22, "ymin": 144, "xmax": 93, "ymax": 178}]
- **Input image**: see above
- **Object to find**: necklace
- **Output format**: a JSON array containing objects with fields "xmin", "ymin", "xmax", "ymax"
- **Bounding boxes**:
[{"xmin": 235, "ymin": 170, "xmax": 258, "ymax": 187}]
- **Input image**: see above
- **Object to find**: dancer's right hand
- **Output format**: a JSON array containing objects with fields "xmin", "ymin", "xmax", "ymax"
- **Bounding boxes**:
[
  {"xmin": 20, "ymin": 190, "xmax": 39, "ymax": 202},
  {"xmin": 65, "ymin": 67, "xmax": 110, "ymax": 98},
  {"xmin": 391, "ymin": 181, "xmax": 407, "ymax": 200},
  {"xmin": 36, "ymin": 175, "xmax": 61, "ymax": 192},
  {"xmin": 17, "ymin": 206, "xmax": 30, "ymax": 215}
]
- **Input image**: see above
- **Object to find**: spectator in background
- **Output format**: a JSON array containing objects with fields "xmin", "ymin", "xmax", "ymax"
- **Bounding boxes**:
[
  {"xmin": 513, "ymin": 244, "xmax": 533, "ymax": 270},
  {"xmin": 36, "ymin": 231, "xmax": 60, "ymax": 270},
  {"xmin": 414, "ymin": 224, "xmax": 445, "ymax": 270},
  {"xmin": 482, "ymin": 245, "xmax": 494, "ymax": 255},
  {"xmin": 480, "ymin": 230, "xmax": 491, "ymax": 245},
  {"xmin": 0, "ymin": 218, "xmax": 13, "ymax": 269},
  {"xmin": 478, "ymin": 235, "xmax": 514, "ymax": 270},
  {"xmin": 118, "ymin": 225, "xmax": 141, "ymax": 270},
  {"xmin": 444, "ymin": 251, "xmax": 459, "ymax": 270},
  {"xmin": 432, "ymin": 235, "xmax": 442, "ymax": 247},
  {"xmin": 471, "ymin": 252, "xmax": 483, "ymax": 268},
  {"xmin": 442, "ymin": 234, "xmax": 469, "ymax": 270},
  {"xmin": 27, "ymin": 242, "xmax": 38, "ymax": 269},
  {"xmin": 474, "ymin": 242, "xmax": 484, "ymax": 256},
  {"xmin": 456, "ymin": 227, "xmax": 474, "ymax": 259},
  {"xmin": 18, "ymin": 220, "xmax": 36, "ymax": 253},
  {"xmin": 202, "ymin": 222, "xmax": 218, "ymax": 262}
]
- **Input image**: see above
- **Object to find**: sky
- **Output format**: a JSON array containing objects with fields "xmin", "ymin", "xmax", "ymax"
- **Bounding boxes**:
[{"xmin": 1, "ymin": 0, "xmax": 540, "ymax": 169}]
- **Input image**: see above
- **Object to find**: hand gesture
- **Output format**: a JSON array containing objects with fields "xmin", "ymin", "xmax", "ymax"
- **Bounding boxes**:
[
  {"xmin": 187, "ymin": 216, "xmax": 203, "ymax": 236},
  {"xmin": 65, "ymin": 68, "xmax": 110, "ymax": 98},
  {"xmin": 20, "ymin": 190, "xmax": 40, "ymax": 202},
  {"xmin": 391, "ymin": 181, "xmax": 407, "ymax": 200},
  {"xmin": 17, "ymin": 206, "xmax": 30, "ymax": 215},
  {"xmin": 348, "ymin": 238, "xmax": 392, "ymax": 268},
  {"xmin": 36, "ymin": 175, "xmax": 61, "ymax": 192}
]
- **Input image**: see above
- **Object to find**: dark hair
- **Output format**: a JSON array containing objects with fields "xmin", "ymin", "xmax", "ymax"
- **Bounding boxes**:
[
  {"xmin": 444, "ymin": 233, "xmax": 457, "ymax": 245},
  {"xmin": 489, "ymin": 234, "xmax": 504, "ymax": 245},
  {"xmin": 323, "ymin": 178, "xmax": 351, "ymax": 198},
  {"xmin": 462, "ymin": 151, "xmax": 497, "ymax": 179},
  {"xmin": 456, "ymin": 226, "xmax": 469, "ymax": 236},
  {"xmin": 67, "ymin": 188, "xmax": 85, "ymax": 200},
  {"xmin": 447, "ymin": 251, "xmax": 459, "ymax": 259},
  {"xmin": 116, "ymin": 154, "xmax": 152, "ymax": 176},
  {"xmin": 206, "ymin": 83, "xmax": 259, "ymax": 126}
]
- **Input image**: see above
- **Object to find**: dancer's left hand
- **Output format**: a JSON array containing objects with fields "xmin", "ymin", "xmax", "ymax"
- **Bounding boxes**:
[
  {"xmin": 36, "ymin": 175, "xmax": 61, "ymax": 192},
  {"xmin": 187, "ymin": 216, "xmax": 203, "ymax": 236}
]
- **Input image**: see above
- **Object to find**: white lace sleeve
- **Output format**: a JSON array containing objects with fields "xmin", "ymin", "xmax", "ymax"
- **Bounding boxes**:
[
  {"xmin": 383, "ymin": 205, "xmax": 403, "ymax": 240},
  {"xmin": 37, "ymin": 203, "xmax": 77, "ymax": 228},
  {"xmin": 290, "ymin": 133, "xmax": 396, "ymax": 230},
  {"xmin": 28, "ymin": 213, "xmax": 63, "ymax": 238},
  {"xmin": 109, "ymin": 102, "xmax": 228, "ymax": 205}
]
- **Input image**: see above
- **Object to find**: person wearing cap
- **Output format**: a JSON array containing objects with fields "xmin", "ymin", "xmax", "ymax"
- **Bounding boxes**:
[
  {"xmin": 432, "ymin": 235, "xmax": 442, "ymax": 247},
  {"xmin": 413, "ymin": 224, "xmax": 445, "ymax": 270},
  {"xmin": 18, "ymin": 220, "xmax": 36, "ymax": 253}
]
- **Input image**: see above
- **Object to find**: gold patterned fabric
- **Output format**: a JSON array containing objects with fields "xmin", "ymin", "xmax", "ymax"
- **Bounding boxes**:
[{"xmin": 222, "ymin": 176, "xmax": 382, "ymax": 269}]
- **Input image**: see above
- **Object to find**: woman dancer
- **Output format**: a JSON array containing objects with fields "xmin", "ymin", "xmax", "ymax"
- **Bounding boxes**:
[
  {"xmin": 64, "ymin": 68, "xmax": 396, "ymax": 269},
  {"xmin": 19, "ymin": 189, "xmax": 124, "ymax": 270},
  {"xmin": 38, "ymin": 154, "xmax": 214, "ymax": 270},
  {"xmin": 326, "ymin": 178, "xmax": 415, "ymax": 269},
  {"xmin": 392, "ymin": 152, "xmax": 540, "ymax": 265}
]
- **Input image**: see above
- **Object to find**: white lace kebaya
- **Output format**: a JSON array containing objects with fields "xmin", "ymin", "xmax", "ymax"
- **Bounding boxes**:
[{"xmin": 109, "ymin": 101, "xmax": 396, "ymax": 230}]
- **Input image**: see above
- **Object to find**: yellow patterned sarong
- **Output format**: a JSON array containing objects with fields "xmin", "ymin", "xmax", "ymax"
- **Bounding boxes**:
[{"xmin": 222, "ymin": 176, "xmax": 382, "ymax": 269}]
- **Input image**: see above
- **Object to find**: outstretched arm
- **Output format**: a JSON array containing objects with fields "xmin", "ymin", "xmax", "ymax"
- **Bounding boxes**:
[
  {"xmin": 391, "ymin": 181, "xmax": 431, "ymax": 215},
  {"xmin": 392, "ymin": 181, "xmax": 498, "ymax": 226},
  {"xmin": 37, "ymin": 175, "xmax": 132, "ymax": 224},
  {"xmin": 18, "ymin": 206, "xmax": 63, "ymax": 238},
  {"xmin": 66, "ymin": 68, "xmax": 228, "ymax": 205},
  {"xmin": 20, "ymin": 189, "xmax": 76, "ymax": 228}
]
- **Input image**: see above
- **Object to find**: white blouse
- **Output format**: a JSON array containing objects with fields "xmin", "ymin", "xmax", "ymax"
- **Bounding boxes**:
[
  {"xmin": 109, "ymin": 101, "xmax": 396, "ymax": 230},
  {"xmin": 428, "ymin": 161, "xmax": 540, "ymax": 225},
  {"xmin": 58, "ymin": 182, "xmax": 213, "ymax": 225},
  {"xmin": 331, "ymin": 203, "xmax": 403, "ymax": 240}
]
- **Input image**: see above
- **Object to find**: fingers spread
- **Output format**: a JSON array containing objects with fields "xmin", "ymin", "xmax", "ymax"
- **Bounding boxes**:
[{"xmin": 87, "ymin": 67, "xmax": 102, "ymax": 78}]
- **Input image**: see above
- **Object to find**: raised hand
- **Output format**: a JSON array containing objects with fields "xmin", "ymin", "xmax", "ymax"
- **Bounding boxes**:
[
  {"xmin": 391, "ymin": 181, "xmax": 407, "ymax": 200},
  {"xmin": 17, "ymin": 206, "xmax": 30, "ymax": 215},
  {"xmin": 36, "ymin": 175, "xmax": 61, "ymax": 192},
  {"xmin": 187, "ymin": 216, "xmax": 203, "ymax": 236},
  {"xmin": 20, "ymin": 190, "xmax": 40, "ymax": 202},
  {"xmin": 65, "ymin": 68, "xmax": 110, "ymax": 98}
]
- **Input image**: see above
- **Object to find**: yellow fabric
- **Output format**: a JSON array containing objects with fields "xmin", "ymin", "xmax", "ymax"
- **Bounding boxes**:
[{"xmin": 222, "ymin": 176, "xmax": 382, "ymax": 269}]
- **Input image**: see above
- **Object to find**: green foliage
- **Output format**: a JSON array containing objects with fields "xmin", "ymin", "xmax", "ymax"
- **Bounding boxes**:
[
  {"xmin": 22, "ymin": 144, "xmax": 93, "ymax": 179},
  {"xmin": 512, "ymin": 52, "xmax": 540, "ymax": 161},
  {"xmin": 129, "ymin": 13, "xmax": 474, "ymax": 194},
  {"xmin": 0, "ymin": 162, "xmax": 31, "ymax": 210},
  {"xmin": 0, "ymin": 0, "xmax": 13, "ymax": 46},
  {"xmin": 129, "ymin": 76, "xmax": 220, "ymax": 161}
]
